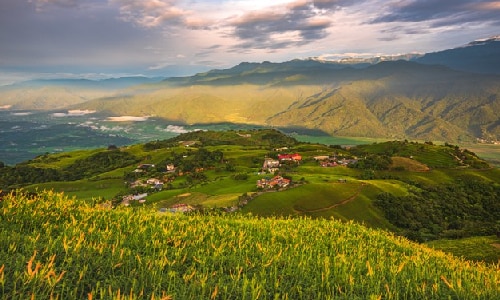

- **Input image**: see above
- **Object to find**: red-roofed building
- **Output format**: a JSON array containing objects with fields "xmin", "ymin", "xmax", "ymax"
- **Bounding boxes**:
[
  {"xmin": 278, "ymin": 153, "xmax": 302, "ymax": 161},
  {"xmin": 256, "ymin": 176, "xmax": 291, "ymax": 189}
]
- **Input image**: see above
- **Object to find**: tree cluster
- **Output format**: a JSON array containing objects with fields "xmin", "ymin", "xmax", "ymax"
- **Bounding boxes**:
[
  {"xmin": 0, "ymin": 150, "xmax": 140, "ymax": 189},
  {"xmin": 375, "ymin": 177, "xmax": 500, "ymax": 242}
]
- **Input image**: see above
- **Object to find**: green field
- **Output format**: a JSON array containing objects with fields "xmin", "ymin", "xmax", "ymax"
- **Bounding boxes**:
[
  {"xmin": 2, "ymin": 129, "xmax": 500, "ymax": 265},
  {"xmin": 1, "ymin": 190, "xmax": 498, "ymax": 299},
  {"xmin": 426, "ymin": 236, "xmax": 500, "ymax": 264}
]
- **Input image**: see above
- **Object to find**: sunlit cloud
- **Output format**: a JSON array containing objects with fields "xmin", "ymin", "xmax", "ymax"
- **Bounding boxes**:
[
  {"xmin": 107, "ymin": 116, "xmax": 149, "ymax": 122},
  {"xmin": 52, "ymin": 110, "xmax": 96, "ymax": 117},
  {"xmin": 10, "ymin": 112, "xmax": 33, "ymax": 116},
  {"xmin": 111, "ymin": 0, "xmax": 190, "ymax": 28},
  {"xmin": 156, "ymin": 124, "xmax": 189, "ymax": 134}
]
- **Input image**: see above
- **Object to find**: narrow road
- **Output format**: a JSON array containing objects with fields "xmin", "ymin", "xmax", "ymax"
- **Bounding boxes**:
[{"xmin": 295, "ymin": 183, "xmax": 366, "ymax": 213}]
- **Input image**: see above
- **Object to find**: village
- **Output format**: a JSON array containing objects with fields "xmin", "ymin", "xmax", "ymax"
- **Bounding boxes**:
[{"xmin": 120, "ymin": 142, "xmax": 357, "ymax": 211}]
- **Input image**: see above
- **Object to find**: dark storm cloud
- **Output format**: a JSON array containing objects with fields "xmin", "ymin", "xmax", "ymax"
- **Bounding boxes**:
[
  {"xmin": 372, "ymin": 0, "xmax": 500, "ymax": 26},
  {"xmin": 0, "ymin": 0, "xmax": 163, "ymax": 73}
]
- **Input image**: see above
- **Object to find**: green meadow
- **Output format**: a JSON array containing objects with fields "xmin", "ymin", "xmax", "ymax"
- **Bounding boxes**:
[{"xmin": 2, "ymin": 129, "xmax": 499, "ymax": 265}]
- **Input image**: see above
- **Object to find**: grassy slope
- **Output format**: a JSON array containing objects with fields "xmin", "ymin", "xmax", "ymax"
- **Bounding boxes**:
[
  {"xmin": 18, "ymin": 133, "xmax": 500, "ymax": 264},
  {"xmin": 0, "ymin": 190, "xmax": 498, "ymax": 299},
  {"xmin": 426, "ymin": 236, "xmax": 500, "ymax": 264}
]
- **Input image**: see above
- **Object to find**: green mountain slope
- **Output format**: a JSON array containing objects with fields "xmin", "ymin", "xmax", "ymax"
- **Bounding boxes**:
[
  {"xmin": 0, "ymin": 77, "xmax": 162, "ymax": 110},
  {"xmin": 2, "ymin": 129, "xmax": 498, "ymax": 243},
  {"xmin": 73, "ymin": 61, "xmax": 500, "ymax": 142}
]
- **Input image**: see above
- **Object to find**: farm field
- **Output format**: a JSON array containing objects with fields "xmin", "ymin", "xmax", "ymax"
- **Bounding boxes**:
[{"xmin": 1, "ymin": 190, "xmax": 498, "ymax": 299}]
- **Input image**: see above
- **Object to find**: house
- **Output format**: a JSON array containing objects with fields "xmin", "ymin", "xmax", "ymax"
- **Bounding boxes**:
[
  {"xmin": 179, "ymin": 141, "xmax": 198, "ymax": 147},
  {"xmin": 257, "ymin": 175, "xmax": 291, "ymax": 189},
  {"xmin": 320, "ymin": 161, "xmax": 339, "ymax": 167},
  {"xmin": 122, "ymin": 193, "xmax": 148, "ymax": 206},
  {"xmin": 132, "ymin": 193, "xmax": 148, "ymax": 200},
  {"xmin": 314, "ymin": 155, "xmax": 330, "ymax": 161},
  {"xmin": 167, "ymin": 203, "xmax": 194, "ymax": 213},
  {"xmin": 146, "ymin": 178, "xmax": 164, "ymax": 190},
  {"xmin": 262, "ymin": 158, "xmax": 280, "ymax": 173},
  {"xmin": 134, "ymin": 164, "xmax": 155, "ymax": 172},
  {"xmin": 166, "ymin": 164, "xmax": 176, "ymax": 172},
  {"xmin": 130, "ymin": 179, "xmax": 147, "ymax": 188},
  {"xmin": 278, "ymin": 153, "xmax": 302, "ymax": 161},
  {"xmin": 274, "ymin": 147, "xmax": 289, "ymax": 152},
  {"xmin": 146, "ymin": 178, "xmax": 163, "ymax": 185}
]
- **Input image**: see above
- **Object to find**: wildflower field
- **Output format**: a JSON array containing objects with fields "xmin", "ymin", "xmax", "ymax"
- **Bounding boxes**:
[{"xmin": 1, "ymin": 190, "xmax": 498, "ymax": 299}]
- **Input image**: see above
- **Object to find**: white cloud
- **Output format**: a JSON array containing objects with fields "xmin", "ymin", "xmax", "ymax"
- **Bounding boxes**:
[
  {"xmin": 52, "ymin": 110, "xmax": 96, "ymax": 117},
  {"xmin": 10, "ymin": 112, "xmax": 33, "ymax": 116},
  {"xmin": 106, "ymin": 116, "xmax": 149, "ymax": 122},
  {"xmin": 156, "ymin": 124, "xmax": 189, "ymax": 133},
  {"xmin": 99, "ymin": 125, "xmax": 128, "ymax": 132}
]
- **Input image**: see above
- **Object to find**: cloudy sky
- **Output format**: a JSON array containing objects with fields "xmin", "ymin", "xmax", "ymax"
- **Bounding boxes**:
[{"xmin": 1, "ymin": 0, "xmax": 499, "ymax": 84}]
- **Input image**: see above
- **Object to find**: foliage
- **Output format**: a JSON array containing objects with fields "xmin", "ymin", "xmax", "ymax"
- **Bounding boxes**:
[
  {"xmin": 150, "ymin": 129, "xmax": 298, "ymax": 148},
  {"xmin": 61, "ymin": 150, "xmax": 141, "ymax": 180},
  {"xmin": 0, "ymin": 190, "xmax": 498, "ymax": 299},
  {"xmin": 2, "ymin": 131, "xmax": 499, "ymax": 264},
  {"xmin": 353, "ymin": 141, "xmax": 490, "ymax": 169},
  {"xmin": 349, "ymin": 154, "xmax": 392, "ymax": 170},
  {"xmin": 0, "ymin": 165, "xmax": 62, "ymax": 189},
  {"xmin": 0, "ymin": 150, "xmax": 140, "ymax": 189},
  {"xmin": 426, "ymin": 236, "xmax": 500, "ymax": 264},
  {"xmin": 375, "ymin": 177, "xmax": 500, "ymax": 242}
]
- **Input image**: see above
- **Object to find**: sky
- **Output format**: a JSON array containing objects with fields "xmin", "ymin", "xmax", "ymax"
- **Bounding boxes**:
[{"xmin": 1, "ymin": 0, "xmax": 500, "ymax": 84}]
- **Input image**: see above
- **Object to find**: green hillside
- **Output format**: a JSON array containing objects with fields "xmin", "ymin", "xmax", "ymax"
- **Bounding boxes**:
[
  {"xmin": 1, "ymin": 129, "xmax": 499, "ymax": 263},
  {"xmin": 2, "ymin": 60, "xmax": 500, "ymax": 142},
  {"xmin": 66, "ymin": 60, "xmax": 500, "ymax": 142},
  {"xmin": 1, "ymin": 190, "xmax": 498, "ymax": 299}
]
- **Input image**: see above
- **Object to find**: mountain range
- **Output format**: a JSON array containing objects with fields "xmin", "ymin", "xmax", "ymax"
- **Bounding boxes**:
[{"xmin": 1, "ymin": 36, "xmax": 500, "ymax": 143}]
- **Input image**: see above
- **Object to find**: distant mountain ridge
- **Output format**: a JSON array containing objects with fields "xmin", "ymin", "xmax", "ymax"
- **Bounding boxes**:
[
  {"xmin": 414, "ymin": 36, "xmax": 500, "ymax": 75},
  {"xmin": 1, "ymin": 36, "xmax": 500, "ymax": 142}
]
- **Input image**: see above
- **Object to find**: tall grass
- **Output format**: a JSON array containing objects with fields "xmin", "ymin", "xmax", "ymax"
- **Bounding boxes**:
[{"xmin": 1, "ymin": 190, "xmax": 498, "ymax": 299}]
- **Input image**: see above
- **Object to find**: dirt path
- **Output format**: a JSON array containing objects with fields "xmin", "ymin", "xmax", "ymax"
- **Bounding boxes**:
[{"xmin": 295, "ymin": 183, "xmax": 365, "ymax": 213}]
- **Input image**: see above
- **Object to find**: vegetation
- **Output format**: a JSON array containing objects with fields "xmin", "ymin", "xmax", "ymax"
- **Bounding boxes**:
[
  {"xmin": 426, "ymin": 236, "xmax": 500, "ymax": 264},
  {"xmin": 1, "ymin": 129, "xmax": 499, "ymax": 264},
  {"xmin": 0, "ymin": 190, "xmax": 498, "ymax": 299},
  {"xmin": 375, "ymin": 176, "xmax": 500, "ymax": 241},
  {"xmin": 0, "ymin": 149, "xmax": 140, "ymax": 188}
]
